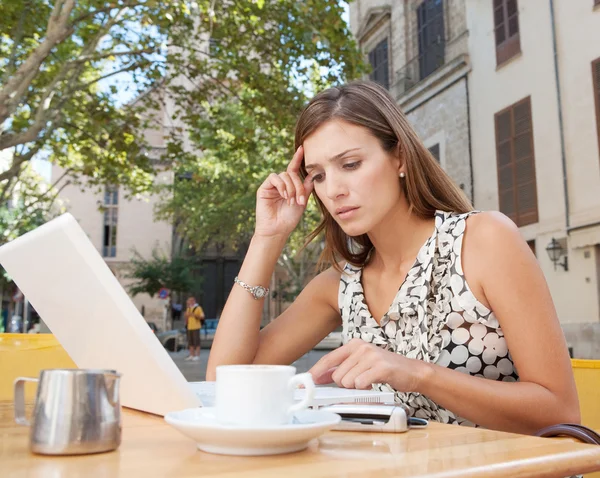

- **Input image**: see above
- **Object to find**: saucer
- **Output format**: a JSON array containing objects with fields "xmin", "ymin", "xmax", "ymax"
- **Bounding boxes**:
[{"xmin": 164, "ymin": 407, "xmax": 341, "ymax": 456}]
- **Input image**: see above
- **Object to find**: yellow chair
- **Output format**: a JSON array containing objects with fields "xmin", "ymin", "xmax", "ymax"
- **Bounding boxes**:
[
  {"xmin": 572, "ymin": 359, "xmax": 600, "ymax": 432},
  {"xmin": 0, "ymin": 334, "xmax": 76, "ymax": 401},
  {"xmin": 571, "ymin": 359, "xmax": 600, "ymax": 478}
]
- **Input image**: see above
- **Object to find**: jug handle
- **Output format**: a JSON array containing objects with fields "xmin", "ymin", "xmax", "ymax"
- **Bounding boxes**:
[
  {"xmin": 105, "ymin": 372, "xmax": 122, "ymax": 408},
  {"xmin": 14, "ymin": 377, "xmax": 38, "ymax": 426}
]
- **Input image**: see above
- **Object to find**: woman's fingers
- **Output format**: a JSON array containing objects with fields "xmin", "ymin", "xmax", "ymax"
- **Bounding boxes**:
[
  {"xmin": 278, "ymin": 172, "xmax": 296, "ymax": 205},
  {"xmin": 263, "ymin": 173, "xmax": 287, "ymax": 199},
  {"xmin": 260, "ymin": 144, "xmax": 313, "ymax": 206},
  {"xmin": 288, "ymin": 171, "xmax": 306, "ymax": 205},
  {"xmin": 287, "ymin": 145, "xmax": 304, "ymax": 175}
]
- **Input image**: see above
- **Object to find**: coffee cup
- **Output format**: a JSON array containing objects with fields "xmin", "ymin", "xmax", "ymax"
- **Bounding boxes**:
[{"xmin": 215, "ymin": 364, "xmax": 315, "ymax": 427}]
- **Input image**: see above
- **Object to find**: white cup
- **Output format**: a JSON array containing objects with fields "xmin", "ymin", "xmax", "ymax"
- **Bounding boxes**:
[{"xmin": 215, "ymin": 364, "xmax": 315, "ymax": 427}]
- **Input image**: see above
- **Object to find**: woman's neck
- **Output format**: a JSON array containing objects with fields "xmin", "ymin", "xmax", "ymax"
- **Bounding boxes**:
[{"xmin": 366, "ymin": 199, "xmax": 436, "ymax": 274}]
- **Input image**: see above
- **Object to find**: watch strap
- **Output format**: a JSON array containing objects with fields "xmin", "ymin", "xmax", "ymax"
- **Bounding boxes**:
[{"xmin": 234, "ymin": 276, "xmax": 269, "ymax": 299}]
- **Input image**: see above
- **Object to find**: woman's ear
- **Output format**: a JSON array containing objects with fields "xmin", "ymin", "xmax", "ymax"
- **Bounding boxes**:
[{"xmin": 395, "ymin": 143, "xmax": 405, "ymax": 175}]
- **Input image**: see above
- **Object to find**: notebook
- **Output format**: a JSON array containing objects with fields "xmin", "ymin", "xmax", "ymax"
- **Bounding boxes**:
[{"xmin": 189, "ymin": 381, "xmax": 394, "ymax": 408}]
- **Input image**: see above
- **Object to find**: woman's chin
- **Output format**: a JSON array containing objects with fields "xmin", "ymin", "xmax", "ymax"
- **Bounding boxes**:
[{"xmin": 339, "ymin": 223, "xmax": 370, "ymax": 237}]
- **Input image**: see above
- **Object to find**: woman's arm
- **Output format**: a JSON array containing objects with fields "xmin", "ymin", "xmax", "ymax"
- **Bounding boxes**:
[
  {"xmin": 206, "ymin": 234, "xmax": 286, "ymax": 378},
  {"xmin": 206, "ymin": 248, "xmax": 341, "ymax": 380},
  {"xmin": 206, "ymin": 145, "xmax": 340, "ymax": 380}
]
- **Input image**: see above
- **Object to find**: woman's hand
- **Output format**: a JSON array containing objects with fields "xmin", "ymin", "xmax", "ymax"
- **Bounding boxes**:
[
  {"xmin": 254, "ymin": 145, "xmax": 314, "ymax": 240},
  {"xmin": 308, "ymin": 339, "xmax": 430, "ymax": 392}
]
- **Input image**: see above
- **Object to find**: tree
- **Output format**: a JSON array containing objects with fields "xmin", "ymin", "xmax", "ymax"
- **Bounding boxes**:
[
  {"xmin": 155, "ymin": 59, "xmax": 363, "ymax": 275},
  {"xmin": 125, "ymin": 247, "xmax": 200, "ymax": 299},
  {"xmin": 1, "ymin": 0, "xmax": 365, "ymax": 276}
]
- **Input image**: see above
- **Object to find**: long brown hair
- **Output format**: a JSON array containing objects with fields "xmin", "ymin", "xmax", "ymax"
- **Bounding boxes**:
[{"xmin": 295, "ymin": 80, "xmax": 472, "ymax": 272}]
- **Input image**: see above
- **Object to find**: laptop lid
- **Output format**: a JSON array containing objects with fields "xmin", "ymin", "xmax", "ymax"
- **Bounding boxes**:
[{"xmin": 0, "ymin": 213, "xmax": 201, "ymax": 416}]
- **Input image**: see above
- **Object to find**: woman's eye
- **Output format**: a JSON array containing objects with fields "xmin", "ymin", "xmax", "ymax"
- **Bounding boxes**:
[
  {"xmin": 311, "ymin": 173, "xmax": 324, "ymax": 183},
  {"xmin": 343, "ymin": 161, "xmax": 361, "ymax": 170}
]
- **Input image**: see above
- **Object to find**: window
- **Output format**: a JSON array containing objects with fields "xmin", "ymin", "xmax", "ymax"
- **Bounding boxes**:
[
  {"xmin": 428, "ymin": 143, "xmax": 441, "ymax": 162},
  {"xmin": 493, "ymin": 0, "xmax": 521, "ymax": 66},
  {"xmin": 103, "ymin": 185, "xmax": 118, "ymax": 258},
  {"xmin": 593, "ymin": 58, "xmax": 600, "ymax": 162},
  {"xmin": 495, "ymin": 97, "xmax": 538, "ymax": 227},
  {"xmin": 369, "ymin": 39, "xmax": 389, "ymax": 90},
  {"xmin": 417, "ymin": 0, "xmax": 445, "ymax": 80}
]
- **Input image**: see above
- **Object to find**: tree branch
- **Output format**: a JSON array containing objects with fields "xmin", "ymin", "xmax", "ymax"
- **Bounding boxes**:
[
  {"xmin": 80, "ymin": 60, "xmax": 151, "ymax": 89},
  {"xmin": 2, "ymin": 179, "xmax": 70, "ymax": 241},
  {"xmin": 0, "ymin": 175, "xmax": 18, "ymax": 207},
  {"xmin": 0, "ymin": 8, "xmax": 132, "ymax": 152},
  {"xmin": 0, "ymin": 154, "xmax": 29, "ymax": 184},
  {"xmin": 0, "ymin": 121, "xmax": 58, "ymax": 186},
  {"xmin": 3, "ymin": 0, "xmax": 31, "ymax": 83},
  {"xmin": 73, "ymin": 46, "xmax": 158, "ymax": 64},
  {"xmin": 0, "ymin": 0, "xmax": 76, "ymax": 123}
]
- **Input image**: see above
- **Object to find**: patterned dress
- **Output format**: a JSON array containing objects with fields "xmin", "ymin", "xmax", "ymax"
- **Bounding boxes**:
[{"xmin": 338, "ymin": 210, "xmax": 520, "ymax": 426}]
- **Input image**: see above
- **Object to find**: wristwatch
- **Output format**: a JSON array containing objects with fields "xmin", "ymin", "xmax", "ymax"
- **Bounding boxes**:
[{"xmin": 234, "ymin": 276, "xmax": 270, "ymax": 300}]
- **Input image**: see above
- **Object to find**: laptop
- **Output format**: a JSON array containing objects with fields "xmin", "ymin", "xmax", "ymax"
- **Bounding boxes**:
[{"xmin": 0, "ymin": 213, "xmax": 394, "ymax": 416}]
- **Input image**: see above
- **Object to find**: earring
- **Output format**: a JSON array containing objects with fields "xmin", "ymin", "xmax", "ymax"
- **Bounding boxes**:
[{"xmin": 399, "ymin": 172, "xmax": 405, "ymax": 178}]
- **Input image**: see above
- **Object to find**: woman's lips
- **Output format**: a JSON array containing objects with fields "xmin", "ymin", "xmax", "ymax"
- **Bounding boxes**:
[{"xmin": 336, "ymin": 206, "xmax": 359, "ymax": 219}]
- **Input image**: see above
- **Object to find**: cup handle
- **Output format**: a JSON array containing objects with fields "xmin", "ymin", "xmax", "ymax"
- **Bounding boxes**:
[
  {"xmin": 14, "ymin": 377, "xmax": 38, "ymax": 426},
  {"xmin": 287, "ymin": 373, "xmax": 315, "ymax": 414}
]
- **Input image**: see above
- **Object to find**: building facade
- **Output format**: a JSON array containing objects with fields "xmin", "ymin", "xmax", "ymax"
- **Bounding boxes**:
[
  {"xmin": 349, "ymin": 0, "xmax": 600, "ymax": 357},
  {"xmin": 350, "ymin": 0, "xmax": 473, "ymax": 199}
]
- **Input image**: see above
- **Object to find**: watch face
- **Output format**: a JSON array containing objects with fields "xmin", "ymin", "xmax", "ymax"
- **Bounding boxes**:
[{"xmin": 254, "ymin": 287, "xmax": 266, "ymax": 298}]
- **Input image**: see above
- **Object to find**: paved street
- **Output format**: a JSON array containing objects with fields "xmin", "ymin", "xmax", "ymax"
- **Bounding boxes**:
[{"xmin": 169, "ymin": 348, "xmax": 330, "ymax": 382}]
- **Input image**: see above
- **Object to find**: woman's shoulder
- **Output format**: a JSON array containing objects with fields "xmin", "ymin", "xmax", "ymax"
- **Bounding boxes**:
[
  {"xmin": 301, "ymin": 265, "xmax": 344, "ymax": 311},
  {"xmin": 305, "ymin": 264, "xmax": 344, "ymax": 292},
  {"xmin": 462, "ymin": 210, "xmax": 527, "ymax": 267},
  {"xmin": 464, "ymin": 210, "xmax": 521, "ymax": 241}
]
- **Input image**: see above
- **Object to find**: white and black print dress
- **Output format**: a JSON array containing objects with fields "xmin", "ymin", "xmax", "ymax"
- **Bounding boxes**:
[{"xmin": 338, "ymin": 210, "xmax": 519, "ymax": 426}]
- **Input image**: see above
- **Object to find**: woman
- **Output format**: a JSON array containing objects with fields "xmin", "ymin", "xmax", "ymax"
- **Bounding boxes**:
[{"xmin": 207, "ymin": 81, "xmax": 579, "ymax": 434}]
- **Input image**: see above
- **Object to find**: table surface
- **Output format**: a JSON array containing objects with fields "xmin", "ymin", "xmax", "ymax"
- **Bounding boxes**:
[{"xmin": 2, "ymin": 400, "xmax": 600, "ymax": 478}]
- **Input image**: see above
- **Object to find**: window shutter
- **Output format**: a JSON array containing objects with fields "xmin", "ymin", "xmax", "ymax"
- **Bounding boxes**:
[
  {"xmin": 495, "ymin": 110, "xmax": 516, "ymax": 222},
  {"xmin": 369, "ymin": 39, "xmax": 389, "ymax": 90},
  {"xmin": 418, "ymin": 0, "xmax": 446, "ymax": 80},
  {"xmin": 593, "ymin": 58, "xmax": 600, "ymax": 163},
  {"xmin": 495, "ymin": 97, "xmax": 538, "ymax": 227},
  {"xmin": 493, "ymin": 0, "xmax": 521, "ymax": 66}
]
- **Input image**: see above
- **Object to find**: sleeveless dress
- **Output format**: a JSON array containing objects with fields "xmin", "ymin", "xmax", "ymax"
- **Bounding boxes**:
[{"xmin": 338, "ymin": 210, "xmax": 520, "ymax": 426}]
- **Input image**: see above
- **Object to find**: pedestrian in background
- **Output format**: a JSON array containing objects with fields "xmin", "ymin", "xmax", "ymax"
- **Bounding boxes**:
[{"xmin": 184, "ymin": 296, "xmax": 204, "ymax": 361}]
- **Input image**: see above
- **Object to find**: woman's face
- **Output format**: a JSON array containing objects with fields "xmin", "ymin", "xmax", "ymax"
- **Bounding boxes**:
[{"xmin": 303, "ymin": 119, "xmax": 403, "ymax": 237}]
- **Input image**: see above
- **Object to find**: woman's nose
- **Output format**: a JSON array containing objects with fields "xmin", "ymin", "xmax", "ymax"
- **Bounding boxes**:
[{"xmin": 325, "ymin": 175, "xmax": 348, "ymax": 200}]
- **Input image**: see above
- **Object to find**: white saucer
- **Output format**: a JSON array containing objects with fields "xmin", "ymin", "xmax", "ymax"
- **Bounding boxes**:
[{"xmin": 164, "ymin": 407, "xmax": 341, "ymax": 456}]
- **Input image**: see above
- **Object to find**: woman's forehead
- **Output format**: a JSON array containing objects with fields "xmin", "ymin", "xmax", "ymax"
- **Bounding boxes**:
[{"xmin": 303, "ymin": 120, "xmax": 374, "ymax": 165}]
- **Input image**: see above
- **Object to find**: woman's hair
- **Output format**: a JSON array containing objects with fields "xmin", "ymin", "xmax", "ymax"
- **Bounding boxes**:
[{"xmin": 295, "ymin": 80, "xmax": 473, "ymax": 272}]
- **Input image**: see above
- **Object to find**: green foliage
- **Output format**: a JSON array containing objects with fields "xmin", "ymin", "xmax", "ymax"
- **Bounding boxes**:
[
  {"xmin": 0, "ymin": 0, "xmax": 366, "ymax": 275},
  {"xmin": 0, "ymin": 163, "xmax": 65, "ymax": 244},
  {"xmin": 124, "ymin": 247, "xmax": 201, "ymax": 298}
]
